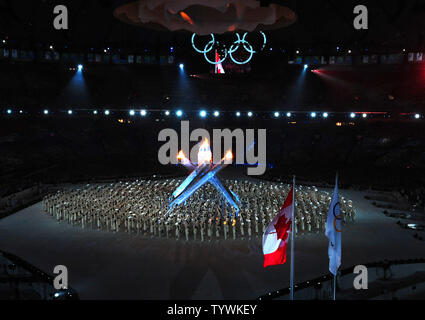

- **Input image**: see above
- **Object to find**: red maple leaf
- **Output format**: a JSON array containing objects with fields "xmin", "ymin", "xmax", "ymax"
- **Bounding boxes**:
[{"xmin": 274, "ymin": 214, "xmax": 291, "ymax": 241}]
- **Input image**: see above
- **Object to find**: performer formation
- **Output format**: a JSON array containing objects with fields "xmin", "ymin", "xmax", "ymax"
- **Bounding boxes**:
[{"xmin": 42, "ymin": 179, "xmax": 355, "ymax": 241}]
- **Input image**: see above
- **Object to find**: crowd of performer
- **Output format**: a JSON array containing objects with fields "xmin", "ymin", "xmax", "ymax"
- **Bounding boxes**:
[{"xmin": 42, "ymin": 179, "xmax": 355, "ymax": 241}]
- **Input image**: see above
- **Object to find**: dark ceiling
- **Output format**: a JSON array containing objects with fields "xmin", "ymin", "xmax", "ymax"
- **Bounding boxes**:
[{"xmin": 0, "ymin": 0, "xmax": 424, "ymax": 51}]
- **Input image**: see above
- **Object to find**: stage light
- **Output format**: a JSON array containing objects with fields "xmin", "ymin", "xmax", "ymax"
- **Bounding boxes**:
[
  {"xmin": 43, "ymin": 109, "xmax": 49, "ymax": 115},
  {"xmin": 176, "ymin": 110, "xmax": 183, "ymax": 117},
  {"xmin": 415, "ymin": 113, "xmax": 421, "ymax": 119},
  {"xmin": 304, "ymin": 64, "xmax": 308, "ymax": 69},
  {"xmin": 19, "ymin": 110, "xmax": 23, "ymax": 114},
  {"xmin": 348, "ymin": 50, "xmax": 352, "ymax": 54},
  {"xmin": 311, "ymin": 112, "xmax": 317, "ymax": 118},
  {"xmin": 104, "ymin": 110, "xmax": 110, "ymax": 115},
  {"xmin": 78, "ymin": 64, "xmax": 83, "ymax": 71},
  {"xmin": 236, "ymin": 112, "xmax": 241, "ymax": 117},
  {"xmin": 199, "ymin": 110, "xmax": 207, "ymax": 118},
  {"xmin": 274, "ymin": 112, "xmax": 280, "ymax": 118},
  {"xmin": 362, "ymin": 113, "xmax": 367, "ymax": 118},
  {"xmin": 350, "ymin": 112, "xmax": 356, "ymax": 118},
  {"xmin": 296, "ymin": 50, "xmax": 300, "ymax": 54},
  {"xmin": 93, "ymin": 110, "xmax": 98, "ymax": 115},
  {"xmin": 213, "ymin": 111, "xmax": 220, "ymax": 117},
  {"xmin": 323, "ymin": 112, "xmax": 328, "ymax": 118},
  {"xmin": 140, "ymin": 110, "xmax": 147, "ymax": 116},
  {"xmin": 129, "ymin": 110, "xmax": 135, "ymax": 116},
  {"xmin": 7, "ymin": 109, "xmax": 12, "ymax": 114},
  {"xmin": 2, "ymin": 40, "xmax": 5, "ymax": 44},
  {"xmin": 68, "ymin": 110, "xmax": 73, "ymax": 115},
  {"xmin": 179, "ymin": 63, "xmax": 184, "ymax": 69},
  {"xmin": 286, "ymin": 112, "xmax": 292, "ymax": 118},
  {"xmin": 165, "ymin": 111, "xmax": 170, "ymax": 116},
  {"xmin": 247, "ymin": 112, "xmax": 253, "ymax": 117}
]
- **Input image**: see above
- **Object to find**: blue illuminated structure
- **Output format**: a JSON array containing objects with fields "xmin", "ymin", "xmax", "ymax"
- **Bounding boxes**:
[{"xmin": 169, "ymin": 140, "xmax": 240, "ymax": 217}]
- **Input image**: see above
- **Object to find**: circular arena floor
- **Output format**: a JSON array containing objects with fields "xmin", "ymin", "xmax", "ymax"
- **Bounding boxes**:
[{"xmin": 0, "ymin": 187, "xmax": 424, "ymax": 299}]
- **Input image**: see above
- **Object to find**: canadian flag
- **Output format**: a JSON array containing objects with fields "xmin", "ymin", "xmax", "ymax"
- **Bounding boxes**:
[{"xmin": 262, "ymin": 187, "xmax": 293, "ymax": 268}]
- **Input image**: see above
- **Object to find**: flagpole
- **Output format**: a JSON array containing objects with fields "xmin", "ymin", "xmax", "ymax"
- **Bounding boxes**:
[
  {"xmin": 333, "ymin": 172, "xmax": 338, "ymax": 301},
  {"xmin": 333, "ymin": 274, "xmax": 336, "ymax": 300},
  {"xmin": 290, "ymin": 175, "xmax": 295, "ymax": 300}
]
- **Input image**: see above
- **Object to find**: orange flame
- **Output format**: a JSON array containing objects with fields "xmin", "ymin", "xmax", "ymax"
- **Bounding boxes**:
[
  {"xmin": 180, "ymin": 11, "xmax": 194, "ymax": 25},
  {"xmin": 198, "ymin": 138, "xmax": 212, "ymax": 164},
  {"xmin": 200, "ymin": 138, "xmax": 209, "ymax": 149},
  {"xmin": 224, "ymin": 150, "xmax": 233, "ymax": 161},
  {"xmin": 177, "ymin": 150, "xmax": 186, "ymax": 161}
]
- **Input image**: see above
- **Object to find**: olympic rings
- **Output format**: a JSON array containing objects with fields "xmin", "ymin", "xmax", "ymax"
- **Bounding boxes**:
[
  {"xmin": 191, "ymin": 31, "xmax": 267, "ymax": 65},
  {"xmin": 191, "ymin": 33, "xmax": 215, "ymax": 54},
  {"xmin": 333, "ymin": 214, "xmax": 344, "ymax": 233}
]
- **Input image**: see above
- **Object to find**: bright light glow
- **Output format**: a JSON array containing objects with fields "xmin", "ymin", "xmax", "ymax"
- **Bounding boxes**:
[
  {"xmin": 350, "ymin": 112, "xmax": 356, "ymax": 118},
  {"xmin": 213, "ymin": 111, "xmax": 220, "ymax": 117},
  {"xmin": 198, "ymin": 138, "xmax": 212, "ymax": 164},
  {"xmin": 304, "ymin": 64, "xmax": 308, "ymax": 69},
  {"xmin": 286, "ymin": 112, "xmax": 292, "ymax": 118},
  {"xmin": 179, "ymin": 64, "xmax": 184, "ymax": 69},
  {"xmin": 362, "ymin": 113, "xmax": 367, "ymax": 118},
  {"xmin": 224, "ymin": 150, "xmax": 233, "ymax": 161},
  {"xmin": 323, "ymin": 112, "xmax": 328, "ymax": 118},
  {"xmin": 274, "ymin": 112, "xmax": 280, "ymax": 118},
  {"xmin": 140, "ymin": 110, "xmax": 147, "ymax": 116},
  {"xmin": 77, "ymin": 64, "xmax": 83, "ymax": 71},
  {"xmin": 44, "ymin": 109, "xmax": 49, "ymax": 115},
  {"xmin": 7, "ymin": 109, "xmax": 12, "ymax": 114},
  {"xmin": 50, "ymin": 45, "xmax": 53, "ymax": 50},
  {"xmin": 165, "ymin": 111, "xmax": 170, "ymax": 116},
  {"xmin": 19, "ymin": 110, "xmax": 23, "ymax": 114},
  {"xmin": 348, "ymin": 50, "xmax": 352, "ymax": 54},
  {"xmin": 68, "ymin": 110, "xmax": 73, "ymax": 115},
  {"xmin": 104, "ymin": 110, "xmax": 110, "ymax": 115},
  {"xmin": 296, "ymin": 50, "xmax": 300, "ymax": 54},
  {"xmin": 311, "ymin": 112, "xmax": 317, "ymax": 118},
  {"xmin": 247, "ymin": 112, "xmax": 253, "ymax": 117},
  {"xmin": 93, "ymin": 110, "xmax": 98, "ymax": 115},
  {"xmin": 176, "ymin": 110, "xmax": 183, "ymax": 117},
  {"xmin": 177, "ymin": 150, "xmax": 186, "ymax": 161},
  {"xmin": 199, "ymin": 110, "xmax": 207, "ymax": 118},
  {"xmin": 129, "ymin": 110, "xmax": 135, "ymax": 116},
  {"xmin": 415, "ymin": 113, "xmax": 421, "ymax": 119},
  {"xmin": 236, "ymin": 112, "xmax": 241, "ymax": 117}
]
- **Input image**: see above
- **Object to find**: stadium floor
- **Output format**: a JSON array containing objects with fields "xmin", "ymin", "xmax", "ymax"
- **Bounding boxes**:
[{"xmin": 0, "ymin": 189, "xmax": 423, "ymax": 299}]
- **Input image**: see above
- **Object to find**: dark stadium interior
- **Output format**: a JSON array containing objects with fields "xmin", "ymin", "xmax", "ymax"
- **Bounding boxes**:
[{"xmin": 1, "ymin": 0, "xmax": 425, "ymax": 303}]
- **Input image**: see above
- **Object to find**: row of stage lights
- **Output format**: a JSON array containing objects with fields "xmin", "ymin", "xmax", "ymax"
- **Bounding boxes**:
[{"xmin": 2, "ymin": 108, "xmax": 423, "ymax": 120}]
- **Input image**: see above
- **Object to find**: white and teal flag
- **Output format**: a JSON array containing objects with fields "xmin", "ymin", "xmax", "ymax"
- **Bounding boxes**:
[{"xmin": 325, "ymin": 175, "xmax": 342, "ymax": 275}]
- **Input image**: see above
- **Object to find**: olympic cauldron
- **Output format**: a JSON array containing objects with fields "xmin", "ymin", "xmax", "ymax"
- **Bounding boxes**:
[{"xmin": 168, "ymin": 138, "xmax": 240, "ymax": 216}]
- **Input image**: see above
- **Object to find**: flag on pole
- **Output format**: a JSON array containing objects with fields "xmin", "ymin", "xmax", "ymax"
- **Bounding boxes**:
[
  {"xmin": 215, "ymin": 50, "xmax": 225, "ymax": 74},
  {"xmin": 325, "ymin": 176, "xmax": 342, "ymax": 275},
  {"xmin": 262, "ymin": 187, "xmax": 293, "ymax": 268}
]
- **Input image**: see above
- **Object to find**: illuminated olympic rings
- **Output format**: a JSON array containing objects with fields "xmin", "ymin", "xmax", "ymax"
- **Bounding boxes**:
[{"xmin": 191, "ymin": 32, "xmax": 267, "ymax": 65}]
